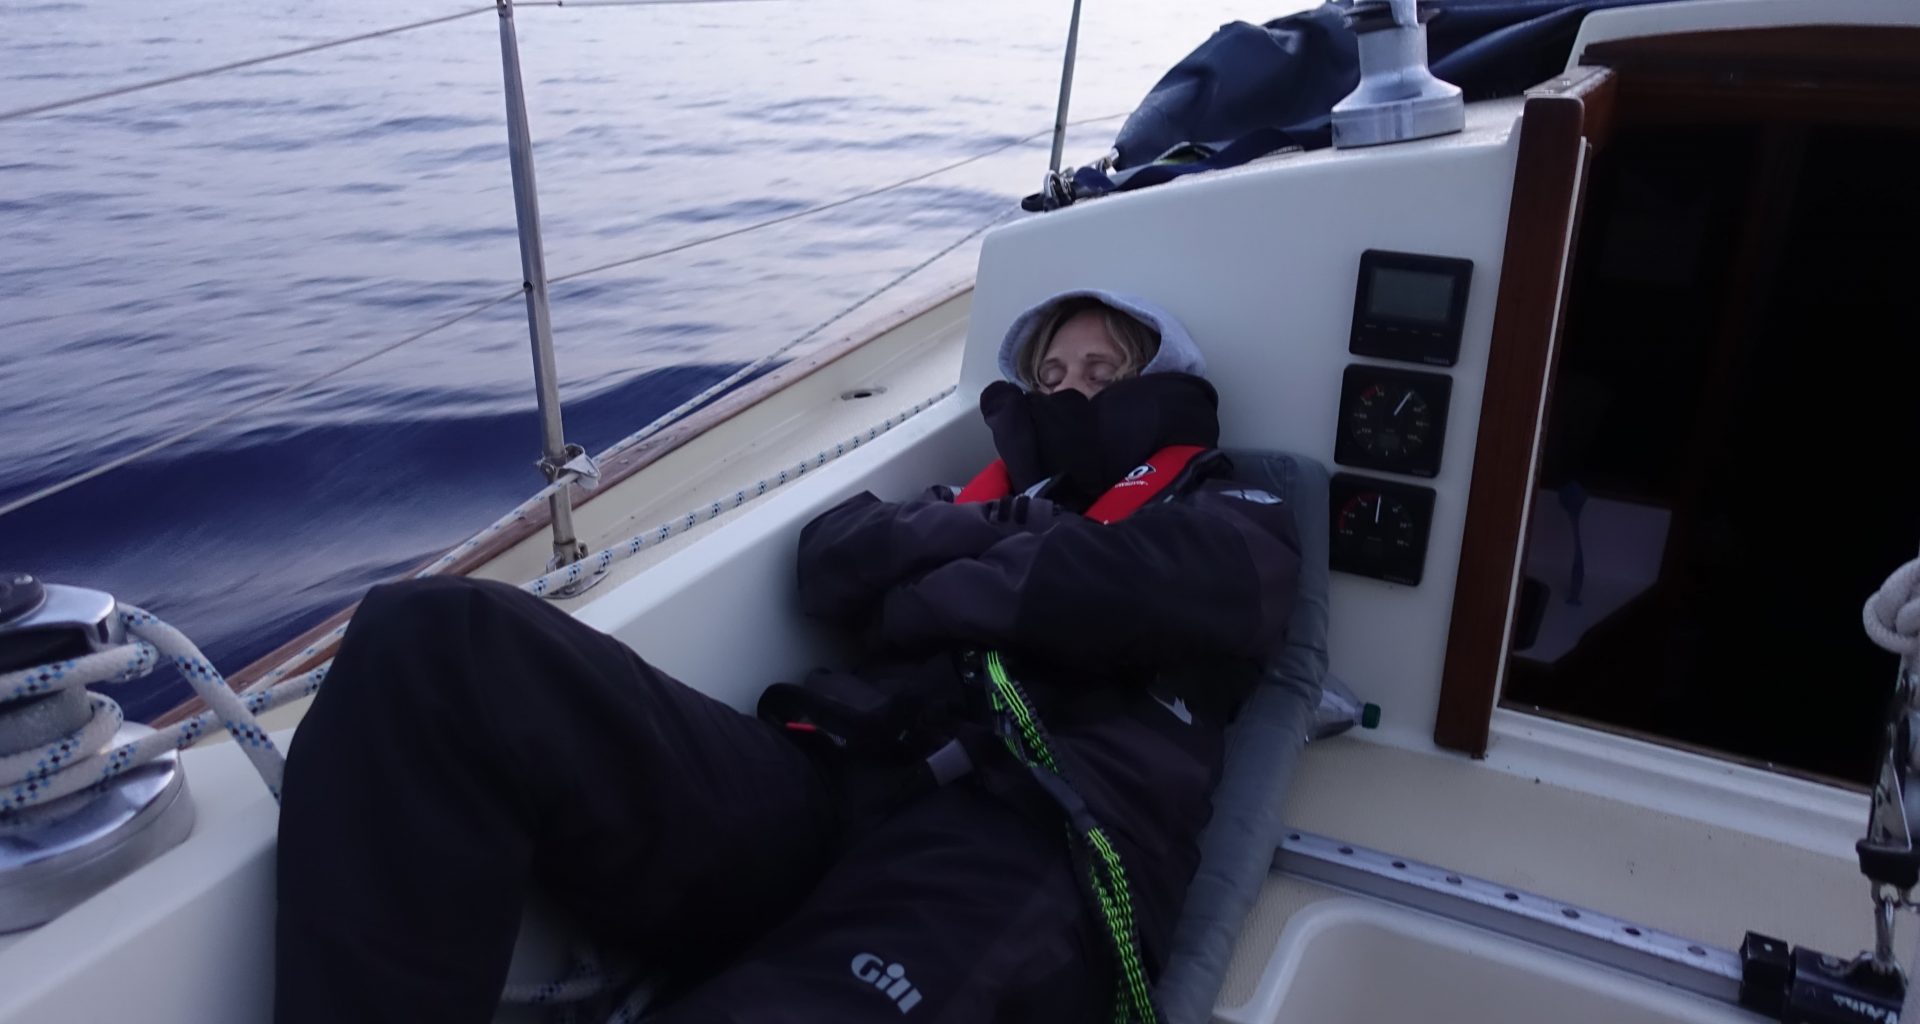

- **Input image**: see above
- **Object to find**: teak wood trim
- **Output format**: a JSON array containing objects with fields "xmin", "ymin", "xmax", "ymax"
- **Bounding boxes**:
[
  {"xmin": 153, "ymin": 276, "xmax": 972, "ymax": 728},
  {"xmin": 1433, "ymin": 67, "xmax": 1614, "ymax": 757},
  {"xmin": 1583, "ymin": 26, "xmax": 1920, "ymax": 83},
  {"xmin": 1436, "ymin": 24, "xmax": 1920, "ymax": 757},
  {"xmin": 1586, "ymin": 27, "xmax": 1920, "ymax": 128}
]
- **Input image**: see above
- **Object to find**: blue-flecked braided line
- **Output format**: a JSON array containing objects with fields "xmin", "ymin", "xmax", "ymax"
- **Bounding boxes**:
[
  {"xmin": 523, "ymin": 387, "xmax": 955, "ymax": 597},
  {"xmin": 0, "ymin": 606, "xmax": 326, "ymax": 813}
]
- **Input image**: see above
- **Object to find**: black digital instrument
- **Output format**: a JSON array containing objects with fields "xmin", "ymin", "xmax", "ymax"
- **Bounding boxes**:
[
  {"xmin": 1349, "ymin": 249, "xmax": 1474, "ymax": 366},
  {"xmin": 1329, "ymin": 474, "xmax": 1436, "ymax": 585},
  {"xmin": 1334, "ymin": 364, "xmax": 1452, "ymax": 478}
]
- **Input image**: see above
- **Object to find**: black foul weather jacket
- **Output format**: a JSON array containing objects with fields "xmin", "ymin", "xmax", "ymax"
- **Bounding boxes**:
[{"xmin": 763, "ymin": 372, "xmax": 1302, "ymax": 967}]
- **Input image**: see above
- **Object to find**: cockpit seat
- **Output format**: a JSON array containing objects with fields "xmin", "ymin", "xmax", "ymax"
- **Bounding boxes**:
[{"xmin": 1155, "ymin": 449, "xmax": 1330, "ymax": 1024}]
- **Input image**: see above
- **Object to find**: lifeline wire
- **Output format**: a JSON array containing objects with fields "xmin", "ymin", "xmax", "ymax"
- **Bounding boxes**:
[
  {"xmin": 0, "ymin": 288, "xmax": 526, "ymax": 520},
  {"xmin": 6, "ymin": 5, "xmax": 1119, "ymax": 695},
  {"xmin": 3, "ymin": 114, "xmax": 1120, "ymax": 524},
  {"xmin": 522, "ymin": 385, "xmax": 957, "ymax": 596},
  {"xmin": 2, "ymin": 380, "xmax": 956, "ymax": 807},
  {"xmin": 588, "ymin": 203, "xmax": 1021, "ymax": 467},
  {"xmin": 548, "ymin": 112, "xmax": 1125, "ymax": 286},
  {"xmin": 246, "ymin": 204, "xmax": 1012, "ymax": 692},
  {"xmin": 0, "ymin": 0, "xmax": 793, "ymax": 125},
  {"xmin": 0, "ymin": 7, "xmax": 498, "ymax": 125}
]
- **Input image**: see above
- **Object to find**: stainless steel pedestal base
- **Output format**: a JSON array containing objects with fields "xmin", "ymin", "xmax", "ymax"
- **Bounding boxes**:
[{"xmin": 0, "ymin": 724, "xmax": 194, "ymax": 934}]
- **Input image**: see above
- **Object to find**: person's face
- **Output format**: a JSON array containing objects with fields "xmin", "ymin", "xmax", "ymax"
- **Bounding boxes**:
[{"xmin": 1036, "ymin": 311, "xmax": 1127, "ymax": 398}]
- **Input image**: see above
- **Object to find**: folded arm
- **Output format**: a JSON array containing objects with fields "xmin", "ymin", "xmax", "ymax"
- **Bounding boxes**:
[
  {"xmin": 795, "ymin": 489, "xmax": 1066, "ymax": 625},
  {"xmin": 875, "ymin": 488, "xmax": 1301, "ymax": 671}
]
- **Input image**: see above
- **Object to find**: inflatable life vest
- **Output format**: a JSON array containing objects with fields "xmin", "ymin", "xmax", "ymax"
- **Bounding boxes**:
[{"xmin": 954, "ymin": 444, "xmax": 1214, "ymax": 523}]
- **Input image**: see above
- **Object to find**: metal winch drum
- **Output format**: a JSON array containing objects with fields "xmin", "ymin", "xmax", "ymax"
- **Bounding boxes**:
[
  {"xmin": 0, "ymin": 573, "xmax": 194, "ymax": 933},
  {"xmin": 1331, "ymin": 0, "xmax": 1466, "ymax": 149}
]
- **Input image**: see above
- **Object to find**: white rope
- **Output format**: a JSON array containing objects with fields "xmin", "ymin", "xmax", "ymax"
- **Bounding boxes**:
[
  {"xmin": 1865, "ymin": 557, "xmax": 1920, "ymax": 660},
  {"xmin": 497, "ymin": 940, "xmax": 649, "ymax": 1009},
  {"xmin": 0, "ymin": 606, "xmax": 321, "ymax": 814},
  {"xmin": 524, "ymin": 386, "xmax": 955, "ymax": 596},
  {"xmin": 503, "ymin": 971, "xmax": 623, "ymax": 1004},
  {"xmin": 1871, "ymin": 558, "xmax": 1920, "ymax": 1024}
]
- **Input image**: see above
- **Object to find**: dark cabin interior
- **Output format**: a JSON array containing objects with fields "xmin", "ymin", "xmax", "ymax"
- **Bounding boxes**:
[{"xmin": 1501, "ymin": 117, "xmax": 1920, "ymax": 784}]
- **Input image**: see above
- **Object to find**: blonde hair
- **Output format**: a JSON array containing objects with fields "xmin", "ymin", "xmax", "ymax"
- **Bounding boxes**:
[{"xmin": 1022, "ymin": 299, "xmax": 1161, "ymax": 390}]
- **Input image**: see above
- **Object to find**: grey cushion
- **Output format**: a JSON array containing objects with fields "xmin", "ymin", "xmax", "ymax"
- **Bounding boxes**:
[{"xmin": 1154, "ymin": 450, "xmax": 1330, "ymax": 1024}]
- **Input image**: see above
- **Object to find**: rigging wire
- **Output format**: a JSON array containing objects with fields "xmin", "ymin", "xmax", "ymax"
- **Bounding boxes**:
[
  {"xmin": 0, "ymin": 0, "xmax": 786, "ymax": 126},
  {"xmin": 514, "ymin": 0, "xmax": 785, "ymax": 6},
  {"xmin": 0, "ymin": 7, "xmax": 498, "ymax": 125},
  {"xmin": 242, "ymin": 202, "xmax": 1017, "ymax": 693},
  {"xmin": 0, "ymin": 111, "xmax": 1125, "ymax": 521},
  {"xmin": 0, "ymin": 0, "xmax": 1131, "ymax": 519},
  {"xmin": 588, "ymin": 202, "xmax": 1020, "ymax": 466},
  {"xmin": 548, "ymin": 112, "xmax": 1125, "ymax": 285},
  {"xmin": 0, "ymin": 289, "xmax": 525, "ymax": 519}
]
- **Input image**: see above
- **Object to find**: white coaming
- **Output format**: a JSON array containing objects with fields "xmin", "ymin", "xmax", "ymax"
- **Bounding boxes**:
[
  {"xmin": 572, "ymin": 395, "xmax": 989, "ymax": 711},
  {"xmin": 1484, "ymin": 710, "xmax": 1869, "ymax": 859}
]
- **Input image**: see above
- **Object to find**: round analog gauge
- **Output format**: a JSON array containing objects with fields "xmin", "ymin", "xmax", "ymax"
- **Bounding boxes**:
[
  {"xmin": 1346, "ymin": 383, "xmax": 1433, "ymax": 461},
  {"xmin": 1329, "ymin": 474, "xmax": 1435, "ymax": 585},
  {"xmin": 1336, "ymin": 490, "xmax": 1418, "ymax": 557},
  {"xmin": 1334, "ymin": 366, "xmax": 1452, "ymax": 478}
]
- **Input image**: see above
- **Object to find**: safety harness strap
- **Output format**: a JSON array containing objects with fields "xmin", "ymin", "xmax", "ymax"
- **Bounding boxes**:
[{"xmin": 984, "ymin": 651, "xmax": 1162, "ymax": 1024}]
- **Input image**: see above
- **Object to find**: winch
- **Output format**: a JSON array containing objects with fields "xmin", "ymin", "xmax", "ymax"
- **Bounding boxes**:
[
  {"xmin": 1331, "ymin": 0, "xmax": 1465, "ymax": 149},
  {"xmin": 0, "ymin": 572, "xmax": 193, "ymax": 934}
]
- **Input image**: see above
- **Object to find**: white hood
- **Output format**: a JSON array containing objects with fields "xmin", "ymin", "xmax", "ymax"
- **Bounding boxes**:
[{"xmin": 995, "ymin": 289, "xmax": 1208, "ymax": 386}]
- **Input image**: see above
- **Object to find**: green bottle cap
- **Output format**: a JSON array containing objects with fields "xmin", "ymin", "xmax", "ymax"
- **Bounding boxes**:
[{"xmin": 1360, "ymin": 703, "xmax": 1382, "ymax": 729}]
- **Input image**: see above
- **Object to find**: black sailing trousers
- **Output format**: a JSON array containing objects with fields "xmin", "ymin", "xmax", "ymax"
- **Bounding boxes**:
[{"xmin": 274, "ymin": 577, "xmax": 1108, "ymax": 1023}]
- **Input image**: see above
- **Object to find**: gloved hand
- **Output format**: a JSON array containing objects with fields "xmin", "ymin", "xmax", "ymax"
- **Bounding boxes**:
[{"xmin": 979, "ymin": 380, "xmax": 1103, "ymax": 494}]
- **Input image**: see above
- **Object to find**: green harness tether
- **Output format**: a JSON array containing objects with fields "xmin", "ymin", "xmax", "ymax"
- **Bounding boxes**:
[{"xmin": 983, "ymin": 651, "xmax": 1161, "ymax": 1024}]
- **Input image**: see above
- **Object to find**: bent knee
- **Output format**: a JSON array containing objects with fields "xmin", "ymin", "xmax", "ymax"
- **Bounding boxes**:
[
  {"xmin": 322, "ymin": 578, "xmax": 522, "ymax": 705},
  {"xmin": 345, "ymin": 577, "xmax": 539, "ymax": 648}
]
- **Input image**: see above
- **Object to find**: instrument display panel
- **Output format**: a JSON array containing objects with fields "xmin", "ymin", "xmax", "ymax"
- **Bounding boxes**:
[{"xmin": 1349, "ymin": 249, "xmax": 1474, "ymax": 366}]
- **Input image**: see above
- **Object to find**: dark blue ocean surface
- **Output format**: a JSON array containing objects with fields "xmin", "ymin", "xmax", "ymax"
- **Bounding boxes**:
[{"xmin": 0, "ymin": 0, "xmax": 1279, "ymax": 719}]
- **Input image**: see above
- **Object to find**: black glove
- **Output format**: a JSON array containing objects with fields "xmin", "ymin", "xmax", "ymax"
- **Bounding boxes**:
[{"xmin": 979, "ymin": 380, "xmax": 1103, "ymax": 494}]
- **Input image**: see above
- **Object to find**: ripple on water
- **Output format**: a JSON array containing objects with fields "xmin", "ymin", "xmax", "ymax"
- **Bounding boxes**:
[{"xmin": 0, "ymin": 0, "xmax": 1269, "ymax": 715}]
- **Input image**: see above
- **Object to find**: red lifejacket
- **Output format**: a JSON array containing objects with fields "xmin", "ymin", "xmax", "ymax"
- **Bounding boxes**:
[{"xmin": 954, "ymin": 444, "xmax": 1211, "ymax": 524}]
